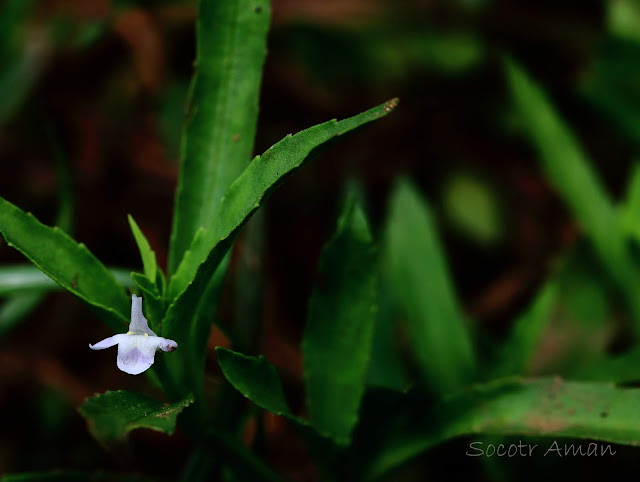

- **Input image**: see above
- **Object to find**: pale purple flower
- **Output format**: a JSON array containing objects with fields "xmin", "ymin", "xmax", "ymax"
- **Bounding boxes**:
[{"xmin": 89, "ymin": 294, "xmax": 177, "ymax": 375}]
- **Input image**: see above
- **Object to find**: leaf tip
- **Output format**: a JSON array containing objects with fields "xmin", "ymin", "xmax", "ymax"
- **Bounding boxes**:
[{"xmin": 384, "ymin": 97, "xmax": 399, "ymax": 113}]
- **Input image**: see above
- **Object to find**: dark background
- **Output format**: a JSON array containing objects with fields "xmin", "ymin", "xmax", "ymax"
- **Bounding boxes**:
[{"xmin": 1, "ymin": 0, "xmax": 638, "ymax": 479}]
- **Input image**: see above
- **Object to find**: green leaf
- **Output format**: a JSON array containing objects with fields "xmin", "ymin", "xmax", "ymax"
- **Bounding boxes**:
[
  {"xmin": 302, "ymin": 196, "xmax": 377, "ymax": 445},
  {"xmin": 0, "ymin": 0, "xmax": 41, "ymax": 125},
  {"xmin": 492, "ymin": 281, "xmax": 559, "ymax": 378},
  {"xmin": 216, "ymin": 348, "xmax": 342, "ymax": 479},
  {"xmin": 127, "ymin": 215, "xmax": 157, "ymax": 283},
  {"xmin": 572, "ymin": 345, "xmax": 640, "ymax": 383},
  {"xmin": 0, "ymin": 196, "xmax": 130, "ymax": 331},
  {"xmin": 186, "ymin": 253, "xmax": 230, "ymax": 402},
  {"xmin": 367, "ymin": 281, "xmax": 411, "ymax": 392},
  {"xmin": 168, "ymin": 0, "xmax": 271, "ymax": 274},
  {"xmin": 167, "ymin": 98, "xmax": 399, "ymax": 302},
  {"xmin": 621, "ymin": 163, "xmax": 640, "ymax": 242},
  {"xmin": 383, "ymin": 179, "xmax": 475, "ymax": 393},
  {"xmin": 0, "ymin": 292, "xmax": 45, "ymax": 337},
  {"xmin": 506, "ymin": 60, "xmax": 618, "ymax": 265},
  {"xmin": 505, "ymin": 59, "xmax": 640, "ymax": 326},
  {"xmin": 161, "ymin": 100, "xmax": 398, "ymax": 393},
  {"xmin": 0, "ymin": 264, "xmax": 134, "ymax": 296},
  {"xmin": 78, "ymin": 390, "xmax": 193, "ymax": 446},
  {"xmin": 2, "ymin": 472, "xmax": 150, "ymax": 482},
  {"xmin": 442, "ymin": 173, "xmax": 503, "ymax": 245},
  {"xmin": 216, "ymin": 347, "xmax": 296, "ymax": 419},
  {"xmin": 608, "ymin": 0, "xmax": 640, "ymax": 42},
  {"xmin": 581, "ymin": 39, "xmax": 640, "ymax": 143},
  {"xmin": 367, "ymin": 377, "xmax": 640, "ymax": 479}
]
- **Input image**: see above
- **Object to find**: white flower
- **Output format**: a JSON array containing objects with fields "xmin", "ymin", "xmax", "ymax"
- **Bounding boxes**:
[{"xmin": 89, "ymin": 294, "xmax": 177, "ymax": 375}]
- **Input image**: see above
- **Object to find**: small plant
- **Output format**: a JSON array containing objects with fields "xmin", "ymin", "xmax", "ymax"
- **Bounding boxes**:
[{"xmin": 5, "ymin": 0, "xmax": 640, "ymax": 481}]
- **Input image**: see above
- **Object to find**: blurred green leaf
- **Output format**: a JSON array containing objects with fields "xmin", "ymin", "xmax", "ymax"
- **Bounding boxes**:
[
  {"xmin": 571, "ymin": 346, "xmax": 640, "ymax": 383},
  {"xmin": 128, "ymin": 215, "xmax": 157, "ymax": 284},
  {"xmin": 0, "ymin": 292, "xmax": 45, "ymax": 337},
  {"xmin": 162, "ymin": 100, "xmax": 398, "ymax": 395},
  {"xmin": 608, "ymin": 0, "xmax": 640, "ymax": 42},
  {"xmin": 492, "ymin": 281, "xmax": 559, "ymax": 378},
  {"xmin": 302, "ymin": 195, "xmax": 377, "ymax": 445},
  {"xmin": 383, "ymin": 179, "xmax": 475, "ymax": 393},
  {"xmin": 0, "ymin": 0, "xmax": 43, "ymax": 124},
  {"xmin": 276, "ymin": 25, "xmax": 485, "ymax": 86},
  {"xmin": 0, "ymin": 265, "xmax": 134, "ymax": 296},
  {"xmin": 367, "ymin": 282, "xmax": 411, "ymax": 392},
  {"xmin": 442, "ymin": 173, "xmax": 503, "ymax": 245},
  {"xmin": 0, "ymin": 196, "xmax": 130, "ymax": 331},
  {"xmin": 168, "ymin": 0, "xmax": 271, "ymax": 275},
  {"xmin": 78, "ymin": 390, "xmax": 192, "ymax": 446},
  {"xmin": 505, "ymin": 59, "xmax": 640, "ymax": 326},
  {"xmin": 581, "ymin": 39, "xmax": 640, "ymax": 143},
  {"xmin": 367, "ymin": 377, "xmax": 640, "ymax": 479},
  {"xmin": 621, "ymin": 163, "xmax": 640, "ymax": 242}
]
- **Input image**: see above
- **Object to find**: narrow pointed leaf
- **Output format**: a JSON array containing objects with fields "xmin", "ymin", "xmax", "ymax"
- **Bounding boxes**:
[
  {"xmin": 167, "ymin": 98, "xmax": 399, "ymax": 301},
  {"xmin": 128, "ymin": 215, "xmax": 157, "ymax": 283},
  {"xmin": 368, "ymin": 377, "xmax": 640, "ymax": 479},
  {"xmin": 78, "ymin": 390, "xmax": 193, "ymax": 446},
  {"xmin": 161, "ymin": 100, "xmax": 398, "ymax": 392},
  {"xmin": 0, "ymin": 196, "xmax": 129, "ymax": 330},
  {"xmin": 383, "ymin": 180, "xmax": 475, "ymax": 393},
  {"xmin": 302, "ymin": 196, "xmax": 377, "ymax": 445},
  {"xmin": 168, "ymin": 0, "xmax": 271, "ymax": 274},
  {"xmin": 505, "ymin": 59, "xmax": 640, "ymax": 325}
]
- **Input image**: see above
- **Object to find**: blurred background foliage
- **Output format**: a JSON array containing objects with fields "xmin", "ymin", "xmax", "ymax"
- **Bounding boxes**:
[{"xmin": 2, "ymin": 0, "xmax": 640, "ymax": 480}]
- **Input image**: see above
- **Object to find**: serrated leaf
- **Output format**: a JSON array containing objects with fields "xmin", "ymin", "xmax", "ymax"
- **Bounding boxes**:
[
  {"xmin": 367, "ymin": 377, "xmax": 640, "ymax": 479},
  {"xmin": 0, "ymin": 196, "xmax": 129, "ymax": 331},
  {"xmin": 383, "ymin": 179, "xmax": 475, "ymax": 393},
  {"xmin": 168, "ymin": 0, "xmax": 271, "ymax": 275},
  {"xmin": 302, "ymin": 196, "xmax": 377, "ymax": 445},
  {"xmin": 161, "ymin": 100, "xmax": 398, "ymax": 394},
  {"xmin": 78, "ymin": 390, "xmax": 193, "ymax": 446},
  {"xmin": 167, "ymin": 98, "xmax": 399, "ymax": 301},
  {"xmin": 127, "ymin": 215, "xmax": 157, "ymax": 284}
]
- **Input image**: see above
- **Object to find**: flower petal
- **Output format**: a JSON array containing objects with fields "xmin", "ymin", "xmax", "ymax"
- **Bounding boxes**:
[
  {"xmin": 129, "ymin": 294, "xmax": 156, "ymax": 336},
  {"xmin": 158, "ymin": 338, "xmax": 178, "ymax": 352},
  {"xmin": 116, "ymin": 334, "xmax": 163, "ymax": 375},
  {"xmin": 89, "ymin": 334, "xmax": 126, "ymax": 350}
]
